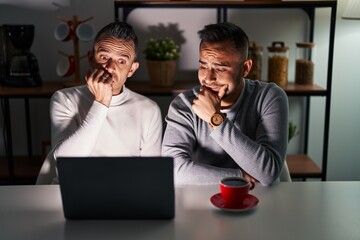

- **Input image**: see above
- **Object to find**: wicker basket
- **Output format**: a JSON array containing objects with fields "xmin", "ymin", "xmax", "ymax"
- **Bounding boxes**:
[{"xmin": 146, "ymin": 60, "xmax": 177, "ymax": 86}]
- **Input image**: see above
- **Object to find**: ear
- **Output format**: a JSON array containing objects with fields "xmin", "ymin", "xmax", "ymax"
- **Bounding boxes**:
[
  {"xmin": 127, "ymin": 61, "xmax": 139, "ymax": 78},
  {"xmin": 242, "ymin": 59, "xmax": 253, "ymax": 78}
]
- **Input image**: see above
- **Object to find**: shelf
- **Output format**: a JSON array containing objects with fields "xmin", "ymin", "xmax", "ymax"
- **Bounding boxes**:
[
  {"xmin": 286, "ymin": 154, "xmax": 322, "ymax": 179},
  {"xmin": 115, "ymin": 1, "xmax": 337, "ymax": 9},
  {"xmin": 125, "ymin": 80, "xmax": 327, "ymax": 96},
  {"xmin": 283, "ymin": 82, "xmax": 327, "ymax": 96},
  {"xmin": 0, "ymin": 156, "xmax": 43, "ymax": 185},
  {"xmin": 0, "ymin": 80, "xmax": 327, "ymax": 97},
  {"xmin": 0, "ymin": 81, "xmax": 64, "ymax": 98},
  {"xmin": 115, "ymin": 1, "xmax": 337, "ymax": 23},
  {"xmin": 126, "ymin": 80, "xmax": 198, "ymax": 96}
]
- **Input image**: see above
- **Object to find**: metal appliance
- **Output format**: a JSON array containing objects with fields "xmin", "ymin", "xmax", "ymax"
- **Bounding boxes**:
[{"xmin": 0, "ymin": 24, "xmax": 41, "ymax": 87}]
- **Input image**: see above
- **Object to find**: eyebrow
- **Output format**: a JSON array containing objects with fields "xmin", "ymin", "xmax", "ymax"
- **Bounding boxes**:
[
  {"xmin": 97, "ymin": 48, "xmax": 130, "ymax": 59},
  {"xmin": 199, "ymin": 59, "xmax": 229, "ymax": 67}
]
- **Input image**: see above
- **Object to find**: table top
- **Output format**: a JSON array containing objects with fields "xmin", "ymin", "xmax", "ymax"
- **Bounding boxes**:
[{"xmin": 0, "ymin": 182, "xmax": 359, "ymax": 240}]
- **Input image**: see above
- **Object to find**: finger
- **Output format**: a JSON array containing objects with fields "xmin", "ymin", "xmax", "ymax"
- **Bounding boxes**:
[
  {"xmin": 242, "ymin": 169, "xmax": 258, "ymax": 183},
  {"xmin": 218, "ymin": 85, "xmax": 228, "ymax": 100},
  {"xmin": 100, "ymin": 69, "xmax": 113, "ymax": 82},
  {"xmin": 100, "ymin": 74, "xmax": 109, "ymax": 82},
  {"xmin": 91, "ymin": 68, "xmax": 105, "ymax": 82},
  {"xmin": 85, "ymin": 69, "xmax": 92, "ymax": 83}
]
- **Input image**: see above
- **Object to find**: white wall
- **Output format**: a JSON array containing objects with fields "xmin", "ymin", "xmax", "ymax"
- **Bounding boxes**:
[
  {"xmin": 0, "ymin": 0, "xmax": 359, "ymax": 181},
  {"xmin": 0, "ymin": 0, "xmax": 115, "ymax": 157},
  {"xmin": 326, "ymin": 0, "xmax": 360, "ymax": 180}
]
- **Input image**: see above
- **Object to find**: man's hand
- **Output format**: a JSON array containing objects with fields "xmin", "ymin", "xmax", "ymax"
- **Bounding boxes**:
[
  {"xmin": 242, "ymin": 169, "xmax": 258, "ymax": 184},
  {"xmin": 192, "ymin": 85, "xmax": 228, "ymax": 123},
  {"xmin": 85, "ymin": 68, "xmax": 113, "ymax": 107}
]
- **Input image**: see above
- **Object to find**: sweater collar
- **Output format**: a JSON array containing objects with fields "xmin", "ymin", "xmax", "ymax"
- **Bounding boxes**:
[
  {"xmin": 221, "ymin": 78, "xmax": 246, "ymax": 120},
  {"xmin": 109, "ymin": 85, "xmax": 130, "ymax": 107}
]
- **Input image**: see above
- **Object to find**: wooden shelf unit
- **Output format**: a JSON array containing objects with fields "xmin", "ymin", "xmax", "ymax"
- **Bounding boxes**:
[
  {"xmin": 115, "ymin": 0, "xmax": 337, "ymax": 181},
  {"xmin": 0, "ymin": 0, "xmax": 337, "ymax": 183}
]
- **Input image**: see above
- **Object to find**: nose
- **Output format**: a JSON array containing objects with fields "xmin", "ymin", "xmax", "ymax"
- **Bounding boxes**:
[
  {"xmin": 202, "ymin": 67, "xmax": 216, "ymax": 85},
  {"xmin": 104, "ymin": 59, "xmax": 116, "ymax": 73}
]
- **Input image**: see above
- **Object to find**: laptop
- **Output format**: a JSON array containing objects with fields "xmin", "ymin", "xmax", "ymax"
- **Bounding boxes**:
[{"xmin": 56, "ymin": 156, "xmax": 175, "ymax": 220}]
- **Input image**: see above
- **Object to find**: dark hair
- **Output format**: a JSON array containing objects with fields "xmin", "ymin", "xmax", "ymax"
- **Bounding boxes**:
[
  {"xmin": 94, "ymin": 22, "xmax": 138, "ymax": 55},
  {"xmin": 197, "ymin": 22, "xmax": 249, "ymax": 58}
]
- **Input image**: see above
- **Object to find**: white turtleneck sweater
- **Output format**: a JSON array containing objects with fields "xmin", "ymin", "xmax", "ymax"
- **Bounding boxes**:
[{"xmin": 45, "ymin": 84, "xmax": 162, "ymax": 182}]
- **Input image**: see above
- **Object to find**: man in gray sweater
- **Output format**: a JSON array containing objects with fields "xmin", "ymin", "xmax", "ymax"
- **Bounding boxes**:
[{"xmin": 162, "ymin": 22, "xmax": 289, "ymax": 186}]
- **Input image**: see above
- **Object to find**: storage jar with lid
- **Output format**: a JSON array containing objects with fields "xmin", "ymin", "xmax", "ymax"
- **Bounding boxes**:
[
  {"xmin": 295, "ymin": 42, "xmax": 316, "ymax": 85},
  {"xmin": 267, "ymin": 41, "xmax": 289, "ymax": 87},
  {"xmin": 247, "ymin": 41, "xmax": 263, "ymax": 81}
]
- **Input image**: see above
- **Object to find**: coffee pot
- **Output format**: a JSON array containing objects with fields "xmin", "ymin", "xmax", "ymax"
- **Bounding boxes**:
[{"xmin": 0, "ymin": 24, "xmax": 42, "ymax": 87}]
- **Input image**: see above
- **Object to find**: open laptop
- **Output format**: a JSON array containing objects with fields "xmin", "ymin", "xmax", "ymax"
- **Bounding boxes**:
[{"xmin": 56, "ymin": 156, "xmax": 174, "ymax": 220}]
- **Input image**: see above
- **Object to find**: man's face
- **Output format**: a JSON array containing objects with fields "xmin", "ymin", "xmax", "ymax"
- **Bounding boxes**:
[
  {"xmin": 92, "ymin": 36, "xmax": 138, "ymax": 95},
  {"xmin": 198, "ymin": 41, "xmax": 251, "ymax": 103}
]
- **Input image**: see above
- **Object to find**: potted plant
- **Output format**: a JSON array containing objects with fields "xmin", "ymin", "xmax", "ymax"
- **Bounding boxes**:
[
  {"xmin": 143, "ymin": 37, "xmax": 180, "ymax": 86},
  {"xmin": 288, "ymin": 121, "xmax": 299, "ymax": 142}
]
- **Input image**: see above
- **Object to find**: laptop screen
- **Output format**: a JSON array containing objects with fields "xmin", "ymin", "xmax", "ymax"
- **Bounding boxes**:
[{"xmin": 57, "ymin": 156, "xmax": 174, "ymax": 220}]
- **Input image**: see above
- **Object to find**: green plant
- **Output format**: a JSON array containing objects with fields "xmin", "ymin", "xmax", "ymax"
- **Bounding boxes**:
[
  {"xmin": 288, "ymin": 121, "xmax": 299, "ymax": 142},
  {"xmin": 143, "ymin": 37, "xmax": 180, "ymax": 61}
]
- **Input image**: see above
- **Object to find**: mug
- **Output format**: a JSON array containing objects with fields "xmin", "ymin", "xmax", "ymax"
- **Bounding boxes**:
[
  {"xmin": 54, "ymin": 21, "xmax": 94, "ymax": 42},
  {"xmin": 220, "ymin": 177, "xmax": 255, "ymax": 206},
  {"xmin": 76, "ymin": 23, "xmax": 95, "ymax": 42},
  {"xmin": 56, "ymin": 55, "xmax": 75, "ymax": 77},
  {"xmin": 54, "ymin": 21, "xmax": 74, "ymax": 41}
]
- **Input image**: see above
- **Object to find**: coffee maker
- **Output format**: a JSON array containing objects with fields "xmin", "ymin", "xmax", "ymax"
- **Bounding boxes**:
[{"xmin": 0, "ymin": 24, "xmax": 42, "ymax": 87}]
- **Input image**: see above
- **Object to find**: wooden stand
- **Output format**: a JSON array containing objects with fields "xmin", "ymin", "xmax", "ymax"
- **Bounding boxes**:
[{"xmin": 56, "ymin": 15, "xmax": 93, "ymax": 87}]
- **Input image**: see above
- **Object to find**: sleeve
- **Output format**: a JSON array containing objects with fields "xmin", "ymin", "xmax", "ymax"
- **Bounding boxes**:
[
  {"xmin": 211, "ymin": 85, "xmax": 289, "ymax": 186},
  {"xmin": 140, "ymin": 102, "xmax": 163, "ymax": 156},
  {"xmin": 162, "ymin": 93, "xmax": 243, "ymax": 185},
  {"xmin": 50, "ymin": 90, "xmax": 109, "ymax": 158}
]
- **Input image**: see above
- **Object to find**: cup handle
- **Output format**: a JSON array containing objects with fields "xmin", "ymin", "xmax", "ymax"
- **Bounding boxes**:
[{"xmin": 249, "ymin": 181, "xmax": 255, "ymax": 190}]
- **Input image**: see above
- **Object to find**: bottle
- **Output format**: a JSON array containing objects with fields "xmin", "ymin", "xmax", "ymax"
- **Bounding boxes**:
[
  {"xmin": 267, "ymin": 41, "xmax": 289, "ymax": 88},
  {"xmin": 295, "ymin": 42, "xmax": 316, "ymax": 85},
  {"xmin": 247, "ymin": 41, "xmax": 263, "ymax": 81}
]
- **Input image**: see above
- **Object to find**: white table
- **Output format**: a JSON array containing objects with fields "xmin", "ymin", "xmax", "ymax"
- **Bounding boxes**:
[{"xmin": 0, "ymin": 182, "xmax": 359, "ymax": 240}]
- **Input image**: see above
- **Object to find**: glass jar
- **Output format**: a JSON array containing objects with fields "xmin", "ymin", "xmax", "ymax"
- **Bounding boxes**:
[
  {"xmin": 295, "ymin": 42, "xmax": 316, "ymax": 85},
  {"xmin": 247, "ymin": 41, "xmax": 263, "ymax": 81},
  {"xmin": 267, "ymin": 41, "xmax": 289, "ymax": 88}
]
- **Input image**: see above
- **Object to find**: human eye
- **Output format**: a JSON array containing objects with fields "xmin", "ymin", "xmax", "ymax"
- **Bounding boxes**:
[
  {"xmin": 199, "ymin": 64, "xmax": 207, "ymax": 70},
  {"xmin": 215, "ymin": 67, "xmax": 226, "ymax": 73},
  {"xmin": 199, "ymin": 61, "xmax": 207, "ymax": 69},
  {"xmin": 97, "ymin": 54, "xmax": 109, "ymax": 63},
  {"xmin": 117, "ymin": 58, "xmax": 127, "ymax": 65}
]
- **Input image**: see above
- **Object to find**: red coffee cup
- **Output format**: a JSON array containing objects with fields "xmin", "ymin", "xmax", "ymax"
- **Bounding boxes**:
[{"xmin": 220, "ymin": 177, "xmax": 255, "ymax": 206}]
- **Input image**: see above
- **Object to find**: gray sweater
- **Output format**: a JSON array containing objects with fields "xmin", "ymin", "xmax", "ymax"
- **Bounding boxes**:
[{"xmin": 162, "ymin": 79, "xmax": 289, "ymax": 186}]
